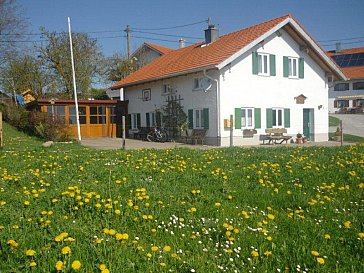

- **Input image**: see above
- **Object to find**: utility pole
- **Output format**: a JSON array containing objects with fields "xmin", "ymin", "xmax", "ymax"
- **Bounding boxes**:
[{"xmin": 125, "ymin": 25, "xmax": 131, "ymax": 59}]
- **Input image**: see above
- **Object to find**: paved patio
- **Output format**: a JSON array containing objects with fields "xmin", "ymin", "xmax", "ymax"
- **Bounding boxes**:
[{"xmin": 80, "ymin": 137, "xmax": 352, "ymax": 150}]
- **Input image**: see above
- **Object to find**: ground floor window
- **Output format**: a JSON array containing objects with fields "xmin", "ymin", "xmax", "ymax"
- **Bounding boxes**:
[
  {"xmin": 47, "ymin": 105, "xmax": 65, "ymax": 122},
  {"xmin": 69, "ymin": 106, "xmax": 86, "ymax": 124},
  {"xmin": 90, "ymin": 106, "xmax": 106, "ymax": 124},
  {"xmin": 266, "ymin": 108, "xmax": 290, "ymax": 128},
  {"xmin": 241, "ymin": 108, "xmax": 254, "ymax": 129},
  {"xmin": 272, "ymin": 108, "xmax": 284, "ymax": 128},
  {"xmin": 334, "ymin": 100, "xmax": 349, "ymax": 108},
  {"xmin": 188, "ymin": 108, "xmax": 209, "ymax": 129},
  {"xmin": 130, "ymin": 113, "xmax": 140, "ymax": 129}
]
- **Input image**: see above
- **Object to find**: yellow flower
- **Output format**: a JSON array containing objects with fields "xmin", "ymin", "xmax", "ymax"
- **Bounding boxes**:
[
  {"xmin": 251, "ymin": 250, "xmax": 259, "ymax": 257},
  {"xmin": 311, "ymin": 250, "xmax": 320, "ymax": 257},
  {"xmin": 215, "ymin": 202, "xmax": 221, "ymax": 207},
  {"xmin": 25, "ymin": 249, "xmax": 36, "ymax": 256},
  {"xmin": 29, "ymin": 261, "xmax": 37, "ymax": 267},
  {"xmin": 264, "ymin": 251, "xmax": 272, "ymax": 256},
  {"xmin": 324, "ymin": 234, "xmax": 331, "ymax": 239},
  {"xmin": 151, "ymin": 246, "xmax": 159, "ymax": 252},
  {"xmin": 160, "ymin": 262, "xmax": 166, "ymax": 267},
  {"xmin": 101, "ymin": 269, "xmax": 110, "ymax": 273},
  {"xmin": 317, "ymin": 257, "xmax": 325, "ymax": 265},
  {"xmin": 55, "ymin": 261, "xmax": 64, "ymax": 271},
  {"xmin": 266, "ymin": 236, "xmax": 273, "ymax": 241},
  {"xmin": 163, "ymin": 245, "xmax": 171, "ymax": 252},
  {"xmin": 358, "ymin": 232, "xmax": 364, "ymax": 238},
  {"xmin": 99, "ymin": 264, "xmax": 107, "ymax": 270},
  {"xmin": 344, "ymin": 221, "xmax": 352, "ymax": 229},
  {"xmin": 71, "ymin": 260, "xmax": 81, "ymax": 270},
  {"xmin": 24, "ymin": 201, "xmax": 30, "ymax": 206},
  {"xmin": 267, "ymin": 214, "xmax": 275, "ymax": 220},
  {"xmin": 61, "ymin": 246, "xmax": 71, "ymax": 255},
  {"xmin": 7, "ymin": 239, "xmax": 19, "ymax": 247}
]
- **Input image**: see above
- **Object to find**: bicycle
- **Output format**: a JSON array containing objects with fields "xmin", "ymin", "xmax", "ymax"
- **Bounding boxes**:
[{"xmin": 146, "ymin": 127, "xmax": 168, "ymax": 142}]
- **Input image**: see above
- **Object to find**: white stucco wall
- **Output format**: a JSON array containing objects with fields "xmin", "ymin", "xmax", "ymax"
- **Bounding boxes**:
[
  {"xmin": 218, "ymin": 29, "xmax": 329, "ymax": 146},
  {"xmin": 124, "ymin": 29, "xmax": 331, "ymax": 146}
]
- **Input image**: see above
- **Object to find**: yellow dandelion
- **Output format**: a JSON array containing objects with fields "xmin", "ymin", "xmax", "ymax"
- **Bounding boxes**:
[
  {"xmin": 71, "ymin": 260, "xmax": 81, "ymax": 270},
  {"xmin": 55, "ymin": 261, "xmax": 64, "ymax": 271},
  {"xmin": 311, "ymin": 250, "xmax": 320, "ymax": 257},
  {"xmin": 151, "ymin": 246, "xmax": 159, "ymax": 252},
  {"xmin": 358, "ymin": 233, "xmax": 364, "ymax": 238},
  {"xmin": 29, "ymin": 261, "xmax": 37, "ymax": 267},
  {"xmin": 61, "ymin": 246, "xmax": 71, "ymax": 255},
  {"xmin": 251, "ymin": 250, "xmax": 259, "ymax": 257},
  {"xmin": 317, "ymin": 257, "xmax": 325, "ymax": 265},
  {"xmin": 25, "ymin": 249, "xmax": 36, "ymax": 256},
  {"xmin": 264, "ymin": 250, "xmax": 272, "ymax": 256},
  {"xmin": 267, "ymin": 213, "xmax": 275, "ymax": 220},
  {"xmin": 344, "ymin": 221, "xmax": 352, "ymax": 229},
  {"xmin": 324, "ymin": 234, "xmax": 331, "ymax": 239},
  {"xmin": 163, "ymin": 245, "xmax": 171, "ymax": 252}
]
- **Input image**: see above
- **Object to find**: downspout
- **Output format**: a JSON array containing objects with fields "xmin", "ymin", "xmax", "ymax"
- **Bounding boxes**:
[{"xmin": 203, "ymin": 69, "xmax": 220, "ymax": 146}]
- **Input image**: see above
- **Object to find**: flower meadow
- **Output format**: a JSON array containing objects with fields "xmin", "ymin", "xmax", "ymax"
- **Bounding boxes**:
[{"xmin": 0, "ymin": 125, "xmax": 363, "ymax": 272}]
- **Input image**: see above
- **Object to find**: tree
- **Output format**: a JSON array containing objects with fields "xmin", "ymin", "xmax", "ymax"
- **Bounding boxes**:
[
  {"xmin": 0, "ymin": 0, "xmax": 27, "ymax": 65},
  {"xmin": 162, "ymin": 95, "xmax": 187, "ymax": 139},
  {"xmin": 103, "ymin": 53, "xmax": 136, "ymax": 82},
  {"xmin": 1, "ymin": 54, "xmax": 49, "ymax": 97},
  {"xmin": 38, "ymin": 29, "xmax": 103, "ymax": 99}
]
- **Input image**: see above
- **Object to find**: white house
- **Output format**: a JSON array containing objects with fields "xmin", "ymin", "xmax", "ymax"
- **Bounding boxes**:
[
  {"xmin": 111, "ymin": 14, "xmax": 346, "ymax": 146},
  {"xmin": 328, "ymin": 46, "xmax": 364, "ymax": 113}
]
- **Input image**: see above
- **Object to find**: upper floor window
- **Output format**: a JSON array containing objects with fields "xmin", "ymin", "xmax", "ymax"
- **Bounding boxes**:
[
  {"xmin": 353, "ymin": 81, "xmax": 364, "ymax": 90},
  {"xmin": 334, "ymin": 83, "xmax": 349, "ymax": 91},
  {"xmin": 252, "ymin": 52, "xmax": 276, "ymax": 76},
  {"xmin": 288, "ymin": 57, "xmax": 298, "ymax": 78},
  {"xmin": 193, "ymin": 77, "xmax": 212, "ymax": 90},
  {"xmin": 258, "ymin": 53, "xmax": 270, "ymax": 76},
  {"xmin": 162, "ymin": 84, "xmax": 172, "ymax": 94}
]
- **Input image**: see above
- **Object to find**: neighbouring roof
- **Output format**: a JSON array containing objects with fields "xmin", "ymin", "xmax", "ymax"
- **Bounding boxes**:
[
  {"xmin": 112, "ymin": 14, "xmax": 345, "ymax": 89},
  {"xmin": 144, "ymin": 42, "xmax": 174, "ymax": 55},
  {"xmin": 37, "ymin": 98, "xmax": 118, "ymax": 105},
  {"xmin": 327, "ymin": 47, "xmax": 364, "ymax": 79}
]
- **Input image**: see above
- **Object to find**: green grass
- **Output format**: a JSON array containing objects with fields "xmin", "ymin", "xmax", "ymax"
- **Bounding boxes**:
[
  {"xmin": 328, "ymin": 116, "xmax": 340, "ymax": 127},
  {"xmin": 329, "ymin": 132, "xmax": 364, "ymax": 143},
  {"xmin": 0, "ymin": 123, "xmax": 363, "ymax": 272}
]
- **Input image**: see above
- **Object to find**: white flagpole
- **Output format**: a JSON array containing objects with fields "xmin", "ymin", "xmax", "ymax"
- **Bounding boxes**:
[{"xmin": 68, "ymin": 17, "xmax": 82, "ymax": 141}]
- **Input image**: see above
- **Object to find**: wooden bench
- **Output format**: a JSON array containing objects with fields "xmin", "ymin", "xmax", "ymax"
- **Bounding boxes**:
[
  {"xmin": 262, "ymin": 128, "xmax": 292, "ymax": 144},
  {"xmin": 185, "ymin": 129, "xmax": 207, "ymax": 145}
]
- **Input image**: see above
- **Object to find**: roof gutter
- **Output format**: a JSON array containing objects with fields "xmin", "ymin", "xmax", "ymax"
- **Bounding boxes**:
[
  {"xmin": 203, "ymin": 69, "xmax": 221, "ymax": 145},
  {"xmin": 112, "ymin": 65, "xmax": 218, "ymax": 90}
]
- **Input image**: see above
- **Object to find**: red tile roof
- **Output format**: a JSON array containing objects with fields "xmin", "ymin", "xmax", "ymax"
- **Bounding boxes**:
[
  {"xmin": 328, "ymin": 47, "xmax": 364, "ymax": 56},
  {"xmin": 341, "ymin": 66, "xmax": 364, "ymax": 79},
  {"xmin": 144, "ymin": 42, "xmax": 174, "ymax": 55},
  {"xmin": 112, "ymin": 14, "xmax": 292, "ymax": 89}
]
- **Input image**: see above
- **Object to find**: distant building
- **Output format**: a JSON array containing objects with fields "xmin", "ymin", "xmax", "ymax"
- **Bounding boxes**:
[{"xmin": 328, "ymin": 46, "xmax": 364, "ymax": 113}]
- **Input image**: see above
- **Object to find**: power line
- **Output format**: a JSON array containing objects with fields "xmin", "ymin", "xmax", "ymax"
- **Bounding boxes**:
[
  {"xmin": 130, "ymin": 35, "xmax": 194, "ymax": 44},
  {"xmin": 132, "ymin": 19, "xmax": 208, "ymax": 31},
  {"xmin": 321, "ymin": 40, "xmax": 364, "ymax": 47},
  {"xmin": 131, "ymin": 30, "xmax": 202, "ymax": 40},
  {"xmin": 318, "ymin": 35, "xmax": 364, "ymax": 43}
]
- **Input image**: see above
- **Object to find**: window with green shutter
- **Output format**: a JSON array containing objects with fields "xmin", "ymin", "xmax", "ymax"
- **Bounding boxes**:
[
  {"xmin": 235, "ymin": 108, "xmax": 242, "ymax": 129},
  {"xmin": 252, "ymin": 52, "xmax": 258, "ymax": 75},
  {"xmin": 266, "ymin": 108, "xmax": 273, "ymax": 128},
  {"xmin": 254, "ymin": 108, "xmax": 261, "ymax": 129},
  {"xmin": 299, "ymin": 58, "xmax": 304, "ymax": 79},
  {"xmin": 284, "ymin": 108, "xmax": 290, "ymax": 128},
  {"xmin": 188, "ymin": 109, "xmax": 193, "ymax": 129},
  {"xmin": 269, "ymin": 55, "xmax": 276, "ymax": 76},
  {"xmin": 203, "ymin": 108, "xmax": 209, "ymax": 129},
  {"xmin": 283, "ymin": 56, "xmax": 289, "ymax": 77},
  {"xmin": 146, "ymin": 113, "xmax": 150, "ymax": 127}
]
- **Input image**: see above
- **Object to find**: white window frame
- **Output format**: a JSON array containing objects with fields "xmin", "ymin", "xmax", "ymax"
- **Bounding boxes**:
[
  {"xmin": 131, "ymin": 113, "xmax": 138, "ymax": 130},
  {"xmin": 288, "ymin": 57, "xmax": 298, "ymax": 78},
  {"xmin": 272, "ymin": 108, "xmax": 284, "ymax": 128},
  {"xmin": 194, "ymin": 109, "xmax": 205, "ymax": 129},
  {"xmin": 241, "ymin": 108, "xmax": 254, "ymax": 129},
  {"xmin": 258, "ymin": 53, "xmax": 270, "ymax": 76}
]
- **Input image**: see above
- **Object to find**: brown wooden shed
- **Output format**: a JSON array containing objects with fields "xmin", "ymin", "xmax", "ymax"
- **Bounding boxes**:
[{"xmin": 36, "ymin": 98, "xmax": 128, "ymax": 138}]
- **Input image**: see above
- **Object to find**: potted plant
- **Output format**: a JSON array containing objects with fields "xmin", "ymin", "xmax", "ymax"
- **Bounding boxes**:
[
  {"xmin": 334, "ymin": 127, "xmax": 342, "ymax": 142},
  {"xmin": 296, "ymin": 133, "xmax": 303, "ymax": 144}
]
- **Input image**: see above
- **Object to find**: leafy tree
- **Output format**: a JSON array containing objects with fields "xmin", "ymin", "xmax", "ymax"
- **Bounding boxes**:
[
  {"xmin": 103, "ymin": 53, "xmax": 136, "ymax": 82},
  {"xmin": 37, "ymin": 29, "xmax": 103, "ymax": 99},
  {"xmin": 162, "ymin": 96, "xmax": 187, "ymax": 139},
  {"xmin": 1, "ymin": 54, "xmax": 49, "ymax": 97},
  {"xmin": 0, "ymin": 0, "xmax": 27, "ymax": 65}
]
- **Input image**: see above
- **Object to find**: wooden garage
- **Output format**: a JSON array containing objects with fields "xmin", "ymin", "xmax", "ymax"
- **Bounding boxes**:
[{"xmin": 36, "ymin": 98, "xmax": 128, "ymax": 138}]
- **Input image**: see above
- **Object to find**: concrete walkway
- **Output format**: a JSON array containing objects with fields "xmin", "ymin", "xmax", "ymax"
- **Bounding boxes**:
[
  {"xmin": 81, "ymin": 137, "xmax": 352, "ymax": 150},
  {"xmin": 329, "ymin": 114, "xmax": 364, "ymax": 137}
]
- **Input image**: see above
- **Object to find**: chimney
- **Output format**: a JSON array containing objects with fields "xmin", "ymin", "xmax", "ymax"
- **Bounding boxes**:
[
  {"xmin": 179, "ymin": 38, "xmax": 185, "ymax": 48},
  {"xmin": 204, "ymin": 18, "xmax": 219, "ymax": 45},
  {"xmin": 335, "ymin": 42, "xmax": 342, "ymax": 53}
]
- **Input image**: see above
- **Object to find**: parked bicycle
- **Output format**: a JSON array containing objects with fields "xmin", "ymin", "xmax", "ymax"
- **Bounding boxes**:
[{"xmin": 146, "ymin": 127, "xmax": 168, "ymax": 142}]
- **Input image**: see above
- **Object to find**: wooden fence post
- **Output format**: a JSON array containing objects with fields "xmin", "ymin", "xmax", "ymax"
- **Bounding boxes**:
[{"xmin": 0, "ymin": 112, "xmax": 3, "ymax": 149}]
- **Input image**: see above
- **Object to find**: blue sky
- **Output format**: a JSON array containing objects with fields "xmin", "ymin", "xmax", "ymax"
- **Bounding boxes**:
[{"xmin": 19, "ymin": 0, "xmax": 364, "ymax": 57}]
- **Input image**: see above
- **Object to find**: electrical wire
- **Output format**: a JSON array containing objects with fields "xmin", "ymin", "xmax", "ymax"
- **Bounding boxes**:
[
  {"xmin": 132, "ymin": 19, "xmax": 208, "ymax": 31},
  {"xmin": 318, "ymin": 36, "xmax": 364, "ymax": 43},
  {"xmin": 130, "ymin": 35, "xmax": 194, "ymax": 44},
  {"xmin": 131, "ymin": 30, "xmax": 202, "ymax": 40}
]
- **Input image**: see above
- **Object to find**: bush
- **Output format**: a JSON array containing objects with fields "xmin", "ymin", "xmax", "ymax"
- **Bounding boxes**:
[{"xmin": 3, "ymin": 104, "xmax": 69, "ymax": 141}]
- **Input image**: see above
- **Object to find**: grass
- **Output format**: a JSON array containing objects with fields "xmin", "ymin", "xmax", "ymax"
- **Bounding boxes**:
[
  {"xmin": 0, "ymin": 123, "xmax": 363, "ymax": 272},
  {"xmin": 329, "ymin": 132, "xmax": 364, "ymax": 143},
  {"xmin": 328, "ymin": 116, "xmax": 340, "ymax": 127}
]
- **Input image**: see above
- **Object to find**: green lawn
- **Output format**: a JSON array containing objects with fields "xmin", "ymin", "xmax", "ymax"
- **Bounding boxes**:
[
  {"xmin": 0, "ymin": 123, "xmax": 363, "ymax": 272},
  {"xmin": 328, "ymin": 116, "xmax": 340, "ymax": 127}
]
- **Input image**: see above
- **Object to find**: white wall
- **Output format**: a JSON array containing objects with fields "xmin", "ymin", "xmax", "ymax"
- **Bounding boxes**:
[{"xmin": 218, "ymin": 29, "xmax": 329, "ymax": 145}]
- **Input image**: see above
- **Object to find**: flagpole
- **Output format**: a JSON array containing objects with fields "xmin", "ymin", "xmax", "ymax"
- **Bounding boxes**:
[{"xmin": 68, "ymin": 17, "xmax": 82, "ymax": 142}]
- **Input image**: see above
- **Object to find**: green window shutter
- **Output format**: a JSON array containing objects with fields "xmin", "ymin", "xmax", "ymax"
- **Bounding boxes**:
[
  {"xmin": 137, "ymin": 113, "xmax": 141, "ymax": 128},
  {"xmin": 203, "ymin": 108, "xmax": 209, "ymax": 129},
  {"xmin": 254, "ymin": 108, "xmax": 261, "ymax": 129},
  {"xmin": 270, "ymin": 54, "xmax": 276, "ymax": 76},
  {"xmin": 284, "ymin": 108, "xmax": 290, "ymax": 128},
  {"xmin": 156, "ymin": 111, "xmax": 161, "ymax": 127},
  {"xmin": 299, "ymin": 58, "xmax": 304, "ymax": 79},
  {"xmin": 266, "ymin": 108, "xmax": 273, "ymax": 128},
  {"xmin": 188, "ymin": 109, "xmax": 193, "ymax": 129},
  {"xmin": 283, "ymin": 56, "xmax": 289, "ymax": 77},
  {"xmin": 235, "ymin": 108, "xmax": 242, "ymax": 129},
  {"xmin": 127, "ymin": 114, "xmax": 131, "ymax": 129},
  {"xmin": 146, "ymin": 113, "xmax": 150, "ymax": 127},
  {"xmin": 252, "ymin": 52, "xmax": 258, "ymax": 75}
]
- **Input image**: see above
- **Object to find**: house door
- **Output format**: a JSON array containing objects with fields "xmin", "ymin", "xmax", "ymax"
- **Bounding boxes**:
[{"xmin": 303, "ymin": 108, "xmax": 314, "ymax": 141}]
